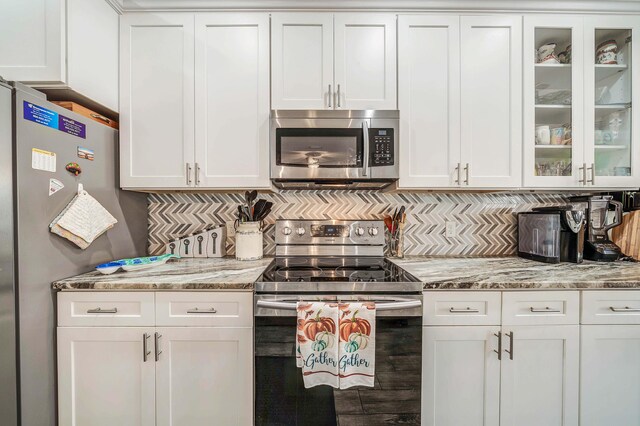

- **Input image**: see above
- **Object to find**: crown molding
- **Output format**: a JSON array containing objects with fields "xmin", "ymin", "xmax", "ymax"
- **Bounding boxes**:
[{"xmin": 121, "ymin": 0, "xmax": 640, "ymax": 13}]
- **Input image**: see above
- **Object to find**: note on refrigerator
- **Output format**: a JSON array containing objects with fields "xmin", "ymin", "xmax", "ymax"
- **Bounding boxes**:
[{"xmin": 31, "ymin": 148, "xmax": 56, "ymax": 172}]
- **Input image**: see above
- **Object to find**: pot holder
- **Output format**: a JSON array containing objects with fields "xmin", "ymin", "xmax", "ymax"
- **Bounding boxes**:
[{"xmin": 50, "ymin": 184, "xmax": 118, "ymax": 249}]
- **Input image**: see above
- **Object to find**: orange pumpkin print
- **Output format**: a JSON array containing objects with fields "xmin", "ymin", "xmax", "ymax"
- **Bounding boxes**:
[
  {"xmin": 302, "ymin": 310, "xmax": 336, "ymax": 341},
  {"xmin": 339, "ymin": 310, "xmax": 372, "ymax": 342}
]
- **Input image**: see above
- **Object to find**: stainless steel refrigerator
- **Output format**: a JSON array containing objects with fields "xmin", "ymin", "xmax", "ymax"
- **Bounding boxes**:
[{"xmin": 0, "ymin": 81, "xmax": 147, "ymax": 426}]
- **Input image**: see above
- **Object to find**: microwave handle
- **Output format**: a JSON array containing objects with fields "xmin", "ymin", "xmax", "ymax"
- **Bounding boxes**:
[{"xmin": 362, "ymin": 121, "xmax": 370, "ymax": 176}]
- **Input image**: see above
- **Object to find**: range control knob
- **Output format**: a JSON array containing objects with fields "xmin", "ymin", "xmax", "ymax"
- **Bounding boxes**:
[
  {"xmin": 355, "ymin": 227, "xmax": 365, "ymax": 236},
  {"xmin": 282, "ymin": 227, "xmax": 292, "ymax": 236},
  {"xmin": 296, "ymin": 227, "xmax": 306, "ymax": 236},
  {"xmin": 369, "ymin": 228, "xmax": 379, "ymax": 236}
]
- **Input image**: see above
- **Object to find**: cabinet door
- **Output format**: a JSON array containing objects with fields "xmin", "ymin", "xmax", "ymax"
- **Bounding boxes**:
[
  {"xmin": 523, "ymin": 16, "xmax": 584, "ymax": 188},
  {"xmin": 334, "ymin": 13, "xmax": 397, "ymax": 110},
  {"xmin": 67, "ymin": 0, "xmax": 119, "ymax": 112},
  {"xmin": 0, "ymin": 0, "xmax": 64, "ymax": 82},
  {"xmin": 500, "ymin": 325, "xmax": 579, "ymax": 426},
  {"xmin": 156, "ymin": 327, "xmax": 253, "ymax": 426},
  {"xmin": 398, "ymin": 15, "xmax": 461, "ymax": 188},
  {"xmin": 422, "ymin": 326, "xmax": 500, "ymax": 426},
  {"xmin": 271, "ymin": 13, "xmax": 333, "ymax": 110},
  {"xmin": 57, "ymin": 327, "xmax": 156, "ymax": 426},
  {"xmin": 194, "ymin": 13, "xmax": 270, "ymax": 189},
  {"xmin": 460, "ymin": 16, "xmax": 522, "ymax": 188},
  {"xmin": 120, "ymin": 13, "xmax": 195, "ymax": 189},
  {"xmin": 584, "ymin": 16, "xmax": 640, "ymax": 188},
  {"xmin": 581, "ymin": 325, "xmax": 640, "ymax": 426}
]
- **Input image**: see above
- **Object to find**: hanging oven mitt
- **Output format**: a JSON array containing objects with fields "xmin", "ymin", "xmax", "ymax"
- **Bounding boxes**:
[{"xmin": 50, "ymin": 184, "xmax": 118, "ymax": 249}]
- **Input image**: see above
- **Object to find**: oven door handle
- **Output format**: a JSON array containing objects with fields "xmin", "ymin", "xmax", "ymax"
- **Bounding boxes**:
[{"xmin": 256, "ymin": 299, "xmax": 422, "ymax": 312}]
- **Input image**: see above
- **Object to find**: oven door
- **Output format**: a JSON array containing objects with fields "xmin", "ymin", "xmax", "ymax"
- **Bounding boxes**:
[
  {"xmin": 271, "ymin": 117, "xmax": 370, "ymax": 180},
  {"xmin": 254, "ymin": 294, "xmax": 422, "ymax": 425}
]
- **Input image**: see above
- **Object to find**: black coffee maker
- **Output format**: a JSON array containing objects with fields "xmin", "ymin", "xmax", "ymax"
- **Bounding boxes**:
[{"xmin": 570, "ymin": 195, "xmax": 623, "ymax": 261}]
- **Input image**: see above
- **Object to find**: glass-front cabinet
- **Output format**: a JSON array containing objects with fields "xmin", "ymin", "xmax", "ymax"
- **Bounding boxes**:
[{"xmin": 524, "ymin": 16, "xmax": 639, "ymax": 188}]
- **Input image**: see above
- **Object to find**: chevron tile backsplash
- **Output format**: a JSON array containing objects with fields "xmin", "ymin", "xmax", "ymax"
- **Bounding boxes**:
[{"xmin": 147, "ymin": 191, "xmax": 574, "ymax": 257}]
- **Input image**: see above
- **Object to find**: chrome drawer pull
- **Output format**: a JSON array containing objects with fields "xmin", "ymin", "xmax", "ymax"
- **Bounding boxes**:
[
  {"xmin": 154, "ymin": 332, "xmax": 162, "ymax": 361},
  {"xmin": 610, "ymin": 306, "xmax": 640, "ymax": 313},
  {"xmin": 143, "ymin": 333, "xmax": 151, "ymax": 362},
  {"xmin": 87, "ymin": 307, "xmax": 118, "ymax": 314},
  {"xmin": 187, "ymin": 307, "xmax": 217, "ymax": 314},
  {"xmin": 449, "ymin": 307, "xmax": 479, "ymax": 313},
  {"xmin": 505, "ymin": 331, "xmax": 514, "ymax": 360},
  {"xmin": 530, "ymin": 307, "xmax": 561, "ymax": 313},
  {"xmin": 493, "ymin": 332, "xmax": 502, "ymax": 361}
]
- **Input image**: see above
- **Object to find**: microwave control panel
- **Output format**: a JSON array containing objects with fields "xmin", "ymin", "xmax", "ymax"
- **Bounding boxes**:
[{"xmin": 369, "ymin": 128, "xmax": 394, "ymax": 166}]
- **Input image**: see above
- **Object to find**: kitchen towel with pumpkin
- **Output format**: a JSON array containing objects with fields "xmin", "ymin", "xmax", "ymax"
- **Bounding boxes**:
[
  {"xmin": 296, "ymin": 301, "xmax": 376, "ymax": 389},
  {"xmin": 296, "ymin": 302, "xmax": 340, "ymax": 388},
  {"xmin": 338, "ymin": 302, "xmax": 376, "ymax": 388}
]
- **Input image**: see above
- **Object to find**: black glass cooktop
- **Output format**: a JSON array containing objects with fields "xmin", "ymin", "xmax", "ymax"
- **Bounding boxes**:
[{"xmin": 257, "ymin": 257, "xmax": 420, "ymax": 285}]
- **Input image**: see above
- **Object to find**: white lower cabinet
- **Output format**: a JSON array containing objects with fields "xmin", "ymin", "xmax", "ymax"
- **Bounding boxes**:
[
  {"xmin": 422, "ymin": 326, "xmax": 501, "ymax": 426},
  {"xmin": 422, "ymin": 291, "xmax": 579, "ymax": 426},
  {"xmin": 57, "ymin": 327, "xmax": 156, "ymax": 426},
  {"xmin": 57, "ymin": 292, "xmax": 253, "ymax": 426},
  {"xmin": 155, "ymin": 327, "xmax": 253, "ymax": 426},
  {"xmin": 580, "ymin": 325, "xmax": 640, "ymax": 426},
  {"xmin": 499, "ymin": 325, "xmax": 579, "ymax": 426}
]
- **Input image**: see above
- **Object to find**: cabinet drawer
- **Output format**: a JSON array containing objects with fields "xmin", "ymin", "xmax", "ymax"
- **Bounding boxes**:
[
  {"xmin": 155, "ymin": 292, "xmax": 253, "ymax": 327},
  {"xmin": 502, "ymin": 291, "xmax": 579, "ymax": 325},
  {"xmin": 58, "ymin": 292, "xmax": 155, "ymax": 327},
  {"xmin": 423, "ymin": 292, "xmax": 501, "ymax": 325},
  {"xmin": 582, "ymin": 291, "xmax": 640, "ymax": 325}
]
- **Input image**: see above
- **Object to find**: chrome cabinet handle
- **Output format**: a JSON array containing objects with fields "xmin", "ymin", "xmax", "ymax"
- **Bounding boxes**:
[
  {"xmin": 587, "ymin": 163, "xmax": 595, "ymax": 185},
  {"xmin": 530, "ymin": 307, "xmax": 561, "ymax": 313},
  {"xmin": 328, "ymin": 84, "xmax": 332, "ymax": 108},
  {"xmin": 463, "ymin": 163, "xmax": 469, "ymax": 185},
  {"xmin": 143, "ymin": 333, "xmax": 151, "ymax": 362},
  {"xmin": 362, "ymin": 121, "xmax": 370, "ymax": 177},
  {"xmin": 579, "ymin": 163, "xmax": 586, "ymax": 184},
  {"xmin": 186, "ymin": 163, "xmax": 192, "ymax": 186},
  {"xmin": 187, "ymin": 307, "xmax": 217, "ymax": 314},
  {"xmin": 449, "ymin": 307, "xmax": 479, "ymax": 313},
  {"xmin": 337, "ymin": 84, "xmax": 341, "ymax": 108},
  {"xmin": 493, "ymin": 332, "xmax": 502, "ymax": 360},
  {"xmin": 505, "ymin": 331, "xmax": 514, "ymax": 360},
  {"xmin": 610, "ymin": 306, "xmax": 640, "ymax": 313},
  {"xmin": 454, "ymin": 163, "xmax": 461, "ymax": 184},
  {"xmin": 195, "ymin": 163, "xmax": 200, "ymax": 186},
  {"xmin": 86, "ymin": 307, "xmax": 118, "ymax": 314},
  {"xmin": 154, "ymin": 332, "xmax": 162, "ymax": 361}
]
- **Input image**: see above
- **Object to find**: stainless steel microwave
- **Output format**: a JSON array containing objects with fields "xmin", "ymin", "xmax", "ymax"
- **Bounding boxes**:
[{"xmin": 270, "ymin": 110, "xmax": 399, "ymax": 190}]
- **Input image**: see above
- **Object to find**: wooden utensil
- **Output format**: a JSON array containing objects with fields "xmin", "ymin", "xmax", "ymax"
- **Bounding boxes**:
[{"xmin": 612, "ymin": 210, "xmax": 640, "ymax": 260}]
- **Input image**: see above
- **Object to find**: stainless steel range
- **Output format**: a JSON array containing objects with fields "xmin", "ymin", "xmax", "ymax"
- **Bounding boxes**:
[{"xmin": 254, "ymin": 219, "xmax": 423, "ymax": 425}]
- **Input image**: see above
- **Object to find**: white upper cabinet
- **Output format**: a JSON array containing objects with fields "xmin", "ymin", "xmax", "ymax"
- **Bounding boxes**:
[
  {"xmin": 271, "ymin": 12, "xmax": 397, "ymax": 110},
  {"xmin": 0, "ymin": 0, "xmax": 118, "ymax": 111},
  {"xmin": 334, "ymin": 14, "xmax": 397, "ymax": 110},
  {"xmin": 584, "ymin": 16, "xmax": 640, "ymax": 188},
  {"xmin": 120, "ymin": 13, "xmax": 195, "ymax": 189},
  {"xmin": 195, "ymin": 13, "xmax": 270, "ymax": 188},
  {"xmin": 523, "ymin": 15, "xmax": 584, "ymax": 188},
  {"xmin": 271, "ymin": 13, "xmax": 333, "ymax": 110},
  {"xmin": 460, "ymin": 16, "xmax": 522, "ymax": 188},
  {"xmin": 524, "ymin": 15, "xmax": 640, "ymax": 189},
  {"xmin": 398, "ymin": 15, "xmax": 521, "ymax": 189},
  {"xmin": 398, "ymin": 15, "xmax": 461, "ymax": 188},
  {"xmin": 0, "ymin": 0, "xmax": 64, "ymax": 82},
  {"xmin": 120, "ymin": 12, "xmax": 270, "ymax": 189}
]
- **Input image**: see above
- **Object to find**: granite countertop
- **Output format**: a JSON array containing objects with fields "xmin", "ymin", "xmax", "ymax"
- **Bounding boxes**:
[
  {"xmin": 52, "ymin": 257, "xmax": 274, "ymax": 290},
  {"xmin": 392, "ymin": 256, "xmax": 640, "ymax": 290},
  {"xmin": 53, "ymin": 255, "xmax": 640, "ymax": 291}
]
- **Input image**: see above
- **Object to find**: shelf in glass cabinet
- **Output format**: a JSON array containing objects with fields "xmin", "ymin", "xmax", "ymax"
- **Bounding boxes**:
[{"xmin": 595, "ymin": 64, "xmax": 628, "ymax": 81}]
